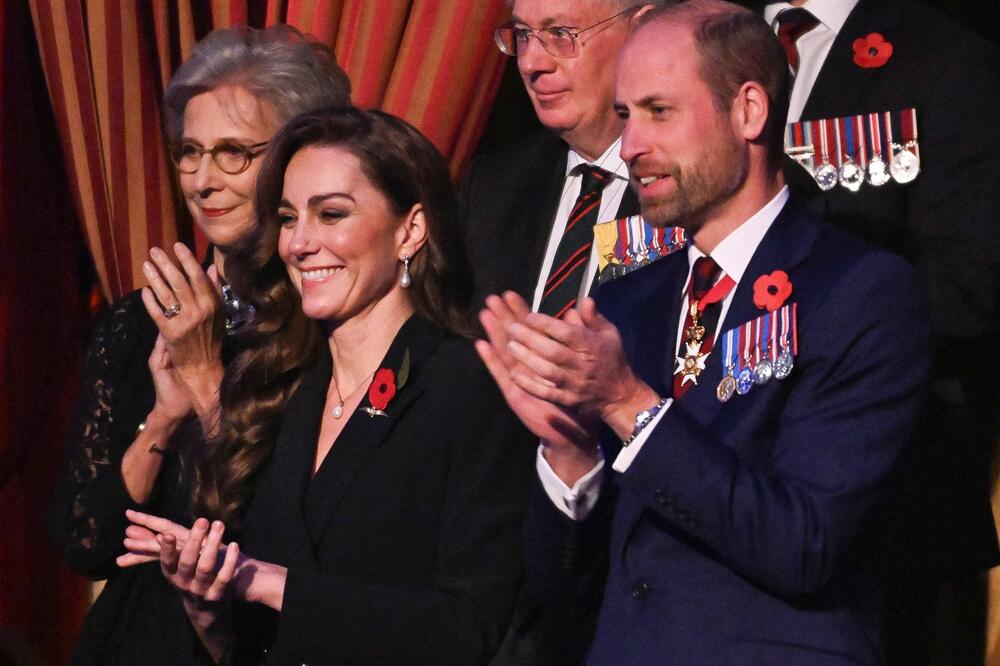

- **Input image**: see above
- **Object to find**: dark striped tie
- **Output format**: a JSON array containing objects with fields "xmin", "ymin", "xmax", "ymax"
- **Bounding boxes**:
[{"xmin": 539, "ymin": 164, "xmax": 612, "ymax": 318}]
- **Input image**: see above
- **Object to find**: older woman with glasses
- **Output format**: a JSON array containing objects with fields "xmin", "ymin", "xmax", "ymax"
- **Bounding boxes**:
[
  {"xmin": 118, "ymin": 107, "xmax": 537, "ymax": 665},
  {"xmin": 52, "ymin": 25, "xmax": 349, "ymax": 666}
]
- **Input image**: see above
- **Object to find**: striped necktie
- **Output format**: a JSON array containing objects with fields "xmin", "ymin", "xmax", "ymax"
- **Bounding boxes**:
[{"xmin": 539, "ymin": 164, "xmax": 612, "ymax": 318}]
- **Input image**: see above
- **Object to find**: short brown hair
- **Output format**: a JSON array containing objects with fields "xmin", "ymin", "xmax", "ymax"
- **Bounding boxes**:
[{"xmin": 641, "ymin": 0, "xmax": 789, "ymax": 167}]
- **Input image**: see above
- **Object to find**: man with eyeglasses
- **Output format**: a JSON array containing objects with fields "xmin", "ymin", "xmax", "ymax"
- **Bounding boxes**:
[
  {"xmin": 462, "ymin": 1, "xmax": 668, "ymax": 321},
  {"xmin": 465, "ymin": 4, "xmax": 666, "ymax": 665}
]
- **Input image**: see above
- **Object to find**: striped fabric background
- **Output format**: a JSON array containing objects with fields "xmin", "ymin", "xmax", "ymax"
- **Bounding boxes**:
[{"xmin": 28, "ymin": 0, "xmax": 509, "ymax": 302}]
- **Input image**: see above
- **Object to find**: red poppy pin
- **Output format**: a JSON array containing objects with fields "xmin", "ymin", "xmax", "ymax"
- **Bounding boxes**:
[
  {"xmin": 753, "ymin": 270, "xmax": 793, "ymax": 312},
  {"xmin": 853, "ymin": 33, "xmax": 893, "ymax": 68},
  {"xmin": 361, "ymin": 350, "xmax": 410, "ymax": 418}
]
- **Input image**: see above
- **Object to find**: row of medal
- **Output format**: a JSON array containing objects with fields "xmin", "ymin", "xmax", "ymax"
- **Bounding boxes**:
[
  {"xmin": 594, "ymin": 215, "xmax": 687, "ymax": 285},
  {"xmin": 784, "ymin": 108, "xmax": 920, "ymax": 192},
  {"xmin": 716, "ymin": 303, "xmax": 798, "ymax": 403}
]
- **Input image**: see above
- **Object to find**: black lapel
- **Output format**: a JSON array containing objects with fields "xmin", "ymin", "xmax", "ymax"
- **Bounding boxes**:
[
  {"xmin": 614, "ymin": 180, "xmax": 640, "ymax": 219},
  {"xmin": 302, "ymin": 315, "xmax": 444, "ymax": 544},
  {"xmin": 801, "ymin": 0, "xmax": 905, "ymax": 120},
  {"xmin": 246, "ymin": 340, "xmax": 327, "ymax": 569},
  {"xmin": 508, "ymin": 136, "xmax": 570, "ymax": 300},
  {"xmin": 673, "ymin": 197, "xmax": 819, "ymax": 426},
  {"xmin": 647, "ymin": 254, "xmax": 690, "ymax": 392}
]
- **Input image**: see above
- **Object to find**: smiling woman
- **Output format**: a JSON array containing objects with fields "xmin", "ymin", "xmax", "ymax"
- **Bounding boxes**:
[
  {"xmin": 118, "ymin": 107, "xmax": 536, "ymax": 664},
  {"xmin": 50, "ymin": 25, "xmax": 350, "ymax": 666}
]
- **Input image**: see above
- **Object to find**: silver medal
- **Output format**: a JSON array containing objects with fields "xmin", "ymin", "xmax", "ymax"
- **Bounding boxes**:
[
  {"xmin": 866, "ymin": 154, "xmax": 891, "ymax": 186},
  {"xmin": 814, "ymin": 162, "xmax": 838, "ymax": 191},
  {"xmin": 890, "ymin": 146, "xmax": 920, "ymax": 184},
  {"xmin": 753, "ymin": 359, "xmax": 774, "ymax": 385},
  {"xmin": 774, "ymin": 348, "xmax": 795, "ymax": 380},
  {"xmin": 838, "ymin": 158, "xmax": 864, "ymax": 192}
]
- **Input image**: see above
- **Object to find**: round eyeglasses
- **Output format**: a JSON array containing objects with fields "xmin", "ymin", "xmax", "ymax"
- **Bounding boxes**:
[
  {"xmin": 494, "ymin": 6, "xmax": 638, "ymax": 58},
  {"xmin": 170, "ymin": 140, "xmax": 268, "ymax": 175}
]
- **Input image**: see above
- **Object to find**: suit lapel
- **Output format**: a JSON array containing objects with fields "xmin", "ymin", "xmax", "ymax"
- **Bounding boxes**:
[
  {"xmin": 509, "ymin": 138, "xmax": 569, "ymax": 300},
  {"xmin": 248, "ymin": 342, "xmax": 327, "ymax": 569},
  {"xmin": 615, "ymin": 199, "xmax": 821, "ymax": 553},
  {"xmin": 802, "ymin": 0, "xmax": 903, "ymax": 119},
  {"xmin": 615, "ymin": 181, "xmax": 640, "ymax": 219},
  {"xmin": 303, "ymin": 316, "xmax": 444, "ymax": 544}
]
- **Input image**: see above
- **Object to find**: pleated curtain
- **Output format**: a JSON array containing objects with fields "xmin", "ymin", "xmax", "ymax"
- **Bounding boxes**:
[{"xmin": 28, "ymin": 0, "xmax": 510, "ymax": 303}]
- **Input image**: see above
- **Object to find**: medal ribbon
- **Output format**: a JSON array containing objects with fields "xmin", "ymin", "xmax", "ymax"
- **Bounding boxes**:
[
  {"xmin": 853, "ymin": 115, "xmax": 867, "ymax": 166},
  {"xmin": 901, "ymin": 108, "xmax": 919, "ymax": 157},
  {"xmin": 883, "ymin": 110, "xmax": 895, "ymax": 159},
  {"xmin": 841, "ymin": 116, "xmax": 855, "ymax": 164},
  {"xmin": 723, "ymin": 328, "xmax": 738, "ymax": 376},
  {"xmin": 833, "ymin": 118, "xmax": 844, "ymax": 168},
  {"xmin": 616, "ymin": 217, "xmax": 629, "ymax": 264},
  {"xmin": 690, "ymin": 273, "xmax": 736, "ymax": 316}
]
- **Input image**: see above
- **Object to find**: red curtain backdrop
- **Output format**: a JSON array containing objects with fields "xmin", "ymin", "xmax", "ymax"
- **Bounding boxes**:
[
  {"xmin": 28, "ymin": 0, "xmax": 510, "ymax": 302},
  {"xmin": 0, "ymin": 1, "xmax": 92, "ymax": 664},
  {"xmin": 1, "ymin": 1, "xmax": 509, "ymax": 662}
]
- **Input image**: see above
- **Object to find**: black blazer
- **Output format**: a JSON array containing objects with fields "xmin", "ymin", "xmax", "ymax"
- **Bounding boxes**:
[
  {"xmin": 461, "ymin": 129, "xmax": 639, "ymax": 309},
  {"xmin": 231, "ymin": 316, "xmax": 536, "ymax": 665},
  {"xmin": 781, "ymin": 0, "xmax": 1000, "ymax": 574}
]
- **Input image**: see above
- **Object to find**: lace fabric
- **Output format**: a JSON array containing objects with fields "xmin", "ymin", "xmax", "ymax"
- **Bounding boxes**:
[{"xmin": 53, "ymin": 292, "xmax": 177, "ymax": 577}]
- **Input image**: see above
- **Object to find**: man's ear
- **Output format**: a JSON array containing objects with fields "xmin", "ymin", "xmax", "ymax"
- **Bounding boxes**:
[
  {"xmin": 396, "ymin": 203, "xmax": 428, "ymax": 260},
  {"xmin": 731, "ymin": 80, "xmax": 770, "ymax": 143},
  {"xmin": 630, "ymin": 3, "xmax": 658, "ymax": 27}
]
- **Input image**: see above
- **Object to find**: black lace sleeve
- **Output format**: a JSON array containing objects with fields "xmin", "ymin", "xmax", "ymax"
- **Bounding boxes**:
[{"xmin": 51, "ymin": 290, "xmax": 172, "ymax": 579}]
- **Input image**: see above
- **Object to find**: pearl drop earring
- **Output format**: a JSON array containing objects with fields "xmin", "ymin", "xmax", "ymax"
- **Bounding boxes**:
[{"xmin": 400, "ymin": 253, "xmax": 411, "ymax": 288}]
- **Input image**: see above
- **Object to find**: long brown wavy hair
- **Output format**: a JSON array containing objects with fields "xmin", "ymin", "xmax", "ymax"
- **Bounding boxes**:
[{"xmin": 193, "ymin": 107, "xmax": 476, "ymax": 525}]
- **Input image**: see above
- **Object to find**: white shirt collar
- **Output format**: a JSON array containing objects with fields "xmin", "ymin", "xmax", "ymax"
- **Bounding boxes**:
[
  {"xmin": 763, "ymin": 0, "xmax": 858, "ymax": 37},
  {"xmin": 686, "ymin": 186, "xmax": 790, "ymax": 286},
  {"xmin": 566, "ymin": 137, "xmax": 629, "ymax": 181}
]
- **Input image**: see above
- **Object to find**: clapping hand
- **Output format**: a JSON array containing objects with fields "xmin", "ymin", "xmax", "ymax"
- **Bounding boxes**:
[{"xmin": 140, "ymin": 243, "xmax": 225, "ymax": 425}]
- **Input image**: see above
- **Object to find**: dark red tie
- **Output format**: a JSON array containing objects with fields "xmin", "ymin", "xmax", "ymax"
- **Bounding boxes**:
[
  {"xmin": 673, "ymin": 257, "xmax": 723, "ymax": 399},
  {"xmin": 539, "ymin": 164, "xmax": 612, "ymax": 318},
  {"xmin": 776, "ymin": 8, "xmax": 819, "ymax": 73}
]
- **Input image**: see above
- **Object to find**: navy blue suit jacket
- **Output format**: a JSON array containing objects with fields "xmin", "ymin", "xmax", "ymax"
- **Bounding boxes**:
[{"xmin": 526, "ymin": 197, "xmax": 932, "ymax": 664}]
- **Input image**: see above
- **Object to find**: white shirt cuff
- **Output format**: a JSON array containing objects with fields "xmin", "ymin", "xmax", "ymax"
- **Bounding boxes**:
[
  {"xmin": 536, "ymin": 445, "xmax": 605, "ymax": 521},
  {"xmin": 612, "ymin": 399, "xmax": 672, "ymax": 473}
]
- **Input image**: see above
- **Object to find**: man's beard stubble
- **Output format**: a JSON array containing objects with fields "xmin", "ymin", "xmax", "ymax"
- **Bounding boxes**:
[{"xmin": 637, "ymin": 133, "xmax": 748, "ymax": 232}]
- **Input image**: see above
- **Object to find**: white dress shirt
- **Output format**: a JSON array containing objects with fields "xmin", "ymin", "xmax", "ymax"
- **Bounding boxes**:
[
  {"xmin": 764, "ymin": 0, "xmax": 859, "ymax": 122},
  {"xmin": 538, "ymin": 187, "xmax": 791, "ymax": 520},
  {"xmin": 530, "ymin": 138, "xmax": 631, "ymax": 312}
]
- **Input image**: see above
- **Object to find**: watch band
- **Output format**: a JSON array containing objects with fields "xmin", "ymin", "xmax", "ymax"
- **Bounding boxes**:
[{"xmin": 623, "ymin": 398, "xmax": 669, "ymax": 447}]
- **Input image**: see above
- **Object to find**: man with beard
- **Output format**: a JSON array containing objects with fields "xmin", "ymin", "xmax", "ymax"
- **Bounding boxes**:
[{"xmin": 477, "ymin": 1, "xmax": 932, "ymax": 661}]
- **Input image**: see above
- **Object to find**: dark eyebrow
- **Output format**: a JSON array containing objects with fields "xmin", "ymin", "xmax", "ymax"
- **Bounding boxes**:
[{"xmin": 307, "ymin": 192, "xmax": 355, "ymax": 208}]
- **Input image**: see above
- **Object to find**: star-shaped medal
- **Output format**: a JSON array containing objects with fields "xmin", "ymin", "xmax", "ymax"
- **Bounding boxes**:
[{"xmin": 674, "ymin": 341, "xmax": 707, "ymax": 386}]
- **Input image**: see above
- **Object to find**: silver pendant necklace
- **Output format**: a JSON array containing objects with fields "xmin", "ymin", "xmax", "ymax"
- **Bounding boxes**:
[{"xmin": 330, "ymin": 368, "xmax": 376, "ymax": 419}]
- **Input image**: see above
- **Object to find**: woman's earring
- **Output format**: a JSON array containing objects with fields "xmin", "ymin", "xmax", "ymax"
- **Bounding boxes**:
[{"xmin": 400, "ymin": 253, "xmax": 411, "ymax": 288}]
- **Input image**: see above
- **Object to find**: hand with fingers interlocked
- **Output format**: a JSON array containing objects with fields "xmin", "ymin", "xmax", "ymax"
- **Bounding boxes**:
[
  {"xmin": 140, "ymin": 243, "xmax": 226, "ymax": 428},
  {"xmin": 118, "ymin": 509, "xmax": 288, "ymax": 661},
  {"xmin": 477, "ymin": 292, "xmax": 663, "ymax": 485}
]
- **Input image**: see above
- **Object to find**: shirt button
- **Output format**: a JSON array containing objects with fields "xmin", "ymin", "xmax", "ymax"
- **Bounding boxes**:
[{"xmin": 632, "ymin": 582, "xmax": 651, "ymax": 600}]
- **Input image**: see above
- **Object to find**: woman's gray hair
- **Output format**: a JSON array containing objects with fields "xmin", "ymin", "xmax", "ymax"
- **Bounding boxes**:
[{"xmin": 163, "ymin": 25, "xmax": 351, "ymax": 142}]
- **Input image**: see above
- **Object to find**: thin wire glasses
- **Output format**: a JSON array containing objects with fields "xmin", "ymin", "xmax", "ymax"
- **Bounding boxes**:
[
  {"xmin": 170, "ymin": 140, "xmax": 268, "ymax": 175},
  {"xmin": 494, "ymin": 6, "xmax": 638, "ymax": 58}
]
